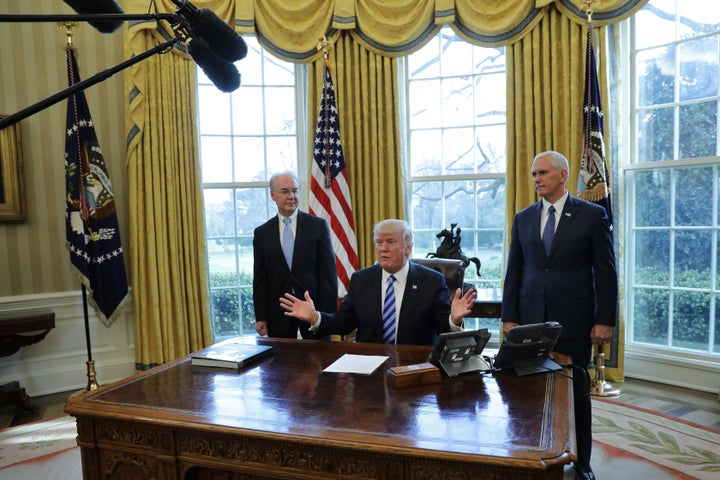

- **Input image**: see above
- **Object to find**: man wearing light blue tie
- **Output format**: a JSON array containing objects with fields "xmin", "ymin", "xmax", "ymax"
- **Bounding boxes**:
[
  {"xmin": 502, "ymin": 150, "xmax": 618, "ymax": 480},
  {"xmin": 253, "ymin": 171, "xmax": 337, "ymax": 339}
]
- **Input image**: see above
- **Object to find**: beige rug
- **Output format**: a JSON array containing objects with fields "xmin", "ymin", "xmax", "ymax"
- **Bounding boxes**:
[{"xmin": 1, "ymin": 400, "xmax": 719, "ymax": 479}]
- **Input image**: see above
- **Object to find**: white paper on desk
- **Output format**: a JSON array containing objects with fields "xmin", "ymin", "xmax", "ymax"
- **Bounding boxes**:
[{"xmin": 323, "ymin": 354, "xmax": 389, "ymax": 375}]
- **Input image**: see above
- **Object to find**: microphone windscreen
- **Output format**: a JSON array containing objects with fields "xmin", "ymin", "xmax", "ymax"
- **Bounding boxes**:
[
  {"xmin": 188, "ymin": 40, "xmax": 241, "ymax": 93},
  {"xmin": 187, "ymin": 8, "xmax": 247, "ymax": 62},
  {"xmin": 62, "ymin": 0, "xmax": 124, "ymax": 34}
]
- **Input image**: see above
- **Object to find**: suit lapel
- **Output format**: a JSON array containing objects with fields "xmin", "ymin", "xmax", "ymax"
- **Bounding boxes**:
[
  {"xmin": 552, "ymin": 195, "xmax": 578, "ymax": 254},
  {"xmin": 397, "ymin": 263, "xmax": 421, "ymax": 340}
]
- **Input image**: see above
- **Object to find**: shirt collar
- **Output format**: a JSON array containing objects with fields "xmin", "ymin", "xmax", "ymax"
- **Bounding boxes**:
[
  {"xmin": 383, "ymin": 260, "xmax": 409, "ymax": 286},
  {"xmin": 543, "ymin": 191, "xmax": 568, "ymax": 214}
]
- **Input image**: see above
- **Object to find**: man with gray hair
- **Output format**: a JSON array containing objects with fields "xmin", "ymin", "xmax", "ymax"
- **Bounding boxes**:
[
  {"xmin": 280, "ymin": 218, "xmax": 477, "ymax": 345},
  {"xmin": 253, "ymin": 171, "xmax": 337, "ymax": 339}
]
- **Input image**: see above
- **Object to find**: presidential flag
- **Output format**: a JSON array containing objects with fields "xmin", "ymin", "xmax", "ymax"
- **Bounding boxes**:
[
  {"xmin": 309, "ymin": 60, "xmax": 359, "ymax": 297},
  {"xmin": 577, "ymin": 25, "xmax": 613, "ymax": 230},
  {"xmin": 65, "ymin": 44, "xmax": 129, "ymax": 326}
]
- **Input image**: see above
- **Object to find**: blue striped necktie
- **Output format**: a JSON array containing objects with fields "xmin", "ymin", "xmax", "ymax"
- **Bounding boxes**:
[
  {"xmin": 382, "ymin": 275, "xmax": 397, "ymax": 344},
  {"xmin": 282, "ymin": 217, "xmax": 294, "ymax": 268},
  {"xmin": 543, "ymin": 205, "xmax": 555, "ymax": 255}
]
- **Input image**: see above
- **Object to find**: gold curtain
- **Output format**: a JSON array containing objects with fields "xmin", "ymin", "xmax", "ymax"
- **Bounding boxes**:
[
  {"xmin": 123, "ymin": 0, "xmax": 646, "ymax": 368},
  {"xmin": 125, "ymin": 2, "xmax": 212, "ymax": 369}
]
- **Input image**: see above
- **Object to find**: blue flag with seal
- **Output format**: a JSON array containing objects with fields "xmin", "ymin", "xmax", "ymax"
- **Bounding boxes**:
[
  {"xmin": 65, "ymin": 44, "xmax": 129, "ymax": 327},
  {"xmin": 577, "ymin": 24, "xmax": 613, "ymax": 230}
]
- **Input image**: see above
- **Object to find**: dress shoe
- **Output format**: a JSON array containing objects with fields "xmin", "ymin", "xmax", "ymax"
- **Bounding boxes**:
[{"xmin": 574, "ymin": 463, "xmax": 596, "ymax": 480}]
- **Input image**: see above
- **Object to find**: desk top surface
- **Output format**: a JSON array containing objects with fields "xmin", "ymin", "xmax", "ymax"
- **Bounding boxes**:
[{"xmin": 65, "ymin": 337, "xmax": 574, "ymax": 467}]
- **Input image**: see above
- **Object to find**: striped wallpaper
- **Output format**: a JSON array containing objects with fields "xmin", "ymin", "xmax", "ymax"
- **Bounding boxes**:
[{"xmin": 0, "ymin": 0, "xmax": 129, "ymax": 297}]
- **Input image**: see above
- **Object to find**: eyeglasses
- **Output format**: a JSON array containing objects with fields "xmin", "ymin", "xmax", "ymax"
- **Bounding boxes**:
[{"xmin": 274, "ymin": 188, "xmax": 299, "ymax": 196}]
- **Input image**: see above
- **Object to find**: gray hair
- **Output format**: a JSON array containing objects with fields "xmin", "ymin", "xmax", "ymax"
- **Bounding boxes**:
[
  {"xmin": 373, "ymin": 219, "xmax": 413, "ymax": 247},
  {"xmin": 269, "ymin": 170, "xmax": 299, "ymax": 190},
  {"xmin": 533, "ymin": 150, "xmax": 570, "ymax": 175}
]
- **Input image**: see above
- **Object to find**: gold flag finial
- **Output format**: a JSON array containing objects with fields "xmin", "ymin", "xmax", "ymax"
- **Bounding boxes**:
[
  {"xmin": 59, "ymin": 21, "xmax": 77, "ymax": 46},
  {"xmin": 582, "ymin": 0, "xmax": 594, "ymax": 23},
  {"xmin": 317, "ymin": 35, "xmax": 331, "ymax": 59}
]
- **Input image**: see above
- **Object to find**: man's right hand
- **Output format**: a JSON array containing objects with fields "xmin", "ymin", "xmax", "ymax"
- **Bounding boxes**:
[
  {"xmin": 279, "ymin": 291, "xmax": 318, "ymax": 324},
  {"xmin": 502, "ymin": 321, "xmax": 519, "ymax": 337},
  {"xmin": 256, "ymin": 321, "xmax": 268, "ymax": 336}
]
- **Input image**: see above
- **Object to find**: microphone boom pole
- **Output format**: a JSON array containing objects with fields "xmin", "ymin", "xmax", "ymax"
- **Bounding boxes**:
[{"xmin": 0, "ymin": 37, "xmax": 180, "ymax": 131}]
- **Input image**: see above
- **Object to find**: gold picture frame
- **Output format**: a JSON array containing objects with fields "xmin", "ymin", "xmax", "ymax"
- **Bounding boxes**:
[{"xmin": 0, "ymin": 117, "xmax": 27, "ymax": 222}]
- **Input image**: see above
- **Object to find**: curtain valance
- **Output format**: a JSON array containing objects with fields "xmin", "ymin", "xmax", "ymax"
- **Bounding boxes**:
[{"xmin": 146, "ymin": 0, "xmax": 647, "ymax": 61}]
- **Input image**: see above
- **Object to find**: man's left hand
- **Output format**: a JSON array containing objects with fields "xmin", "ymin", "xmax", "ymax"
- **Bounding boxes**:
[
  {"xmin": 450, "ymin": 287, "xmax": 477, "ymax": 325},
  {"xmin": 591, "ymin": 324, "xmax": 613, "ymax": 345}
]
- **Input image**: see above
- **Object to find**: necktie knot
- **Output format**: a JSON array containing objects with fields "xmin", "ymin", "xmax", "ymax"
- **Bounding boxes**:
[{"xmin": 283, "ymin": 217, "xmax": 291, "ymax": 226}]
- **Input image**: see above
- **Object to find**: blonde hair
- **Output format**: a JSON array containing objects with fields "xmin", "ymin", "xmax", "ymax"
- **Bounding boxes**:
[{"xmin": 373, "ymin": 219, "xmax": 413, "ymax": 247}]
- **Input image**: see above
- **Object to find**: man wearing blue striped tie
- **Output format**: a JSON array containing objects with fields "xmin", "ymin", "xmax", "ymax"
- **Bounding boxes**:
[{"xmin": 280, "ymin": 219, "xmax": 477, "ymax": 346}]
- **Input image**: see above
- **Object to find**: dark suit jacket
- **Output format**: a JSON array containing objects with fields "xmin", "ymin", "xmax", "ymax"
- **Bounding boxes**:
[
  {"xmin": 502, "ymin": 194, "xmax": 617, "ymax": 352},
  {"xmin": 316, "ymin": 262, "xmax": 452, "ymax": 346},
  {"xmin": 253, "ymin": 210, "xmax": 337, "ymax": 338}
]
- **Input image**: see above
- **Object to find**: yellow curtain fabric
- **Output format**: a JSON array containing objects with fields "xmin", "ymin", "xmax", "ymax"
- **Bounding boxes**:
[
  {"xmin": 125, "ymin": 3, "xmax": 212, "ymax": 369},
  {"xmin": 307, "ymin": 34, "xmax": 403, "ymax": 267}
]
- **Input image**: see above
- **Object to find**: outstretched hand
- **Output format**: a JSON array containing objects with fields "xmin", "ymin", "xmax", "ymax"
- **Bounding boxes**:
[
  {"xmin": 279, "ymin": 291, "xmax": 318, "ymax": 324},
  {"xmin": 450, "ymin": 287, "xmax": 477, "ymax": 325}
]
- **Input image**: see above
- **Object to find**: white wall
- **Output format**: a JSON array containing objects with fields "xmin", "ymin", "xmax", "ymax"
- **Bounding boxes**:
[{"xmin": 0, "ymin": 292, "xmax": 135, "ymax": 397}]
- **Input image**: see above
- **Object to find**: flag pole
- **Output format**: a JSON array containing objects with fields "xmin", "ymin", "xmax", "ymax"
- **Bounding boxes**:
[
  {"xmin": 579, "ymin": 2, "xmax": 622, "ymax": 397},
  {"xmin": 61, "ymin": 22, "xmax": 100, "ymax": 392}
]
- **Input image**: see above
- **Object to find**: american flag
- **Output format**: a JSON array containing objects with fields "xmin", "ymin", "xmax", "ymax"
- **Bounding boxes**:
[
  {"xmin": 577, "ymin": 24, "xmax": 613, "ymax": 230},
  {"xmin": 309, "ymin": 60, "xmax": 359, "ymax": 297},
  {"xmin": 65, "ymin": 45, "xmax": 129, "ymax": 326}
]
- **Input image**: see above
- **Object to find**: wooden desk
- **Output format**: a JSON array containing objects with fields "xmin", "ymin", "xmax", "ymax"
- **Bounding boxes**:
[{"xmin": 65, "ymin": 338, "xmax": 575, "ymax": 480}]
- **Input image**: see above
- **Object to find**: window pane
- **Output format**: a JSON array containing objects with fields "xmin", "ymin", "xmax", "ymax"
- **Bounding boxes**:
[
  {"xmin": 443, "ymin": 127, "xmax": 474, "ymax": 173},
  {"xmin": 678, "ymin": 102, "xmax": 717, "ymax": 159},
  {"xmin": 632, "ymin": 288, "xmax": 669, "ymax": 345},
  {"xmin": 672, "ymin": 290, "xmax": 710, "ymax": 350},
  {"xmin": 678, "ymin": 3, "xmax": 720, "ymax": 40},
  {"xmin": 634, "ymin": 1, "xmax": 675, "ymax": 50},
  {"xmin": 638, "ymin": 46, "xmax": 675, "ymax": 107},
  {"xmin": 409, "ymin": 129, "xmax": 442, "ymax": 176},
  {"xmin": 638, "ymin": 106, "xmax": 674, "ymax": 162},
  {"xmin": 411, "ymin": 181, "xmax": 442, "ymax": 232},
  {"xmin": 633, "ymin": 169, "xmax": 670, "ymax": 226},
  {"xmin": 475, "ymin": 125, "xmax": 506, "ymax": 173},
  {"xmin": 674, "ymin": 230, "xmax": 712, "ymax": 288},
  {"xmin": 233, "ymin": 137, "xmax": 265, "ymax": 182},
  {"xmin": 232, "ymin": 86, "xmax": 264, "ymax": 135},
  {"xmin": 679, "ymin": 37, "xmax": 719, "ymax": 102},
  {"xmin": 675, "ymin": 167, "xmax": 713, "ymax": 226},
  {"xmin": 198, "ymin": 86, "xmax": 232, "ymax": 135},
  {"xmin": 200, "ymin": 137, "xmax": 232, "ymax": 183},
  {"xmin": 264, "ymin": 86, "xmax": 296, "ymax": 135},
  {"xmin": 409, "ymin": 79, "xmax": 442, "ymax": 129},
  {"xmin": 634, "ymin": 230, "xmax": 670, "ymax": 285}
]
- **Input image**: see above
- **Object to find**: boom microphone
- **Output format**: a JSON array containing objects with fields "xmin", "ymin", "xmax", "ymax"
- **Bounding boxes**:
[
  {"xmin": 172, "ymin": 0, "xmax": 247, "ymax": 62},
  {"xmin": 187, "ymin": 38, "xmax": 241, "ymax": 93},
  {"xmin": 62, "ymin": 0, "xmax": 124, "ymax": 34}
]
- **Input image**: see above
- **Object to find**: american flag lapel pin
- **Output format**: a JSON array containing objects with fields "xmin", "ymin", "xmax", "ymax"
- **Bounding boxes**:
[
  {"xmin": 565, "ymin": 212, "xmax": 572, "ymax": 217},
  {"xmin": 412, "ymin": 284, "xmax": 418, "ymax": 290}
]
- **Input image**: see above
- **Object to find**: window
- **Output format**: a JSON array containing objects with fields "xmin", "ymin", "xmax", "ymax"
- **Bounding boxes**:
[
  {"xmin": 626, "ymin": 1, "xmax": 720, "ymax": 355},
  {"xmin": 404, "ymin": 28, "xmax": 507, "ymax": 332},
  {"xmin": 198, "ymin": 37, "xmax": 302, "ymax": 340}
]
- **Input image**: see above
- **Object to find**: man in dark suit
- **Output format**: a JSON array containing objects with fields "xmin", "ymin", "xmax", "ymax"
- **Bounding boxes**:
[
  {"xmin": 253, "ymin": 171, "xmax": 337, "ymax": 339},
  {"xmin": 502, "ymin": 151, "xmax": 617, "ymax": 480},
  {"xmin": 279, "ymin": 219, "xmax": 477, "ymax": 345}
]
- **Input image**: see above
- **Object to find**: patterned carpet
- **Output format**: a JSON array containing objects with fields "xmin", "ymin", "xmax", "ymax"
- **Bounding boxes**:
[{"xmin": 1, "ymin": 398, "xmax": 719, "ymax": 479}]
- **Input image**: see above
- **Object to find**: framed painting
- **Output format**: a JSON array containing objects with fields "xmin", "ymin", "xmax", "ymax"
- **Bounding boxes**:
[{"xmin": 0, "ymin": 117, "xmax": 26, "ymax": 221}]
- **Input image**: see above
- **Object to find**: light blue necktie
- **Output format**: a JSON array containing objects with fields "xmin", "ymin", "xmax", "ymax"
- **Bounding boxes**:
[
  {"xmin": 543, "ymin": 205, "xmax": 555, "ymax": 255},
  {"xmin": 382, "ymin": 275, "xmax": 397, "ymax": 344},
  {"xmin": 282, "ymin": 217, "xmax": 294, "ymax": 268}
]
